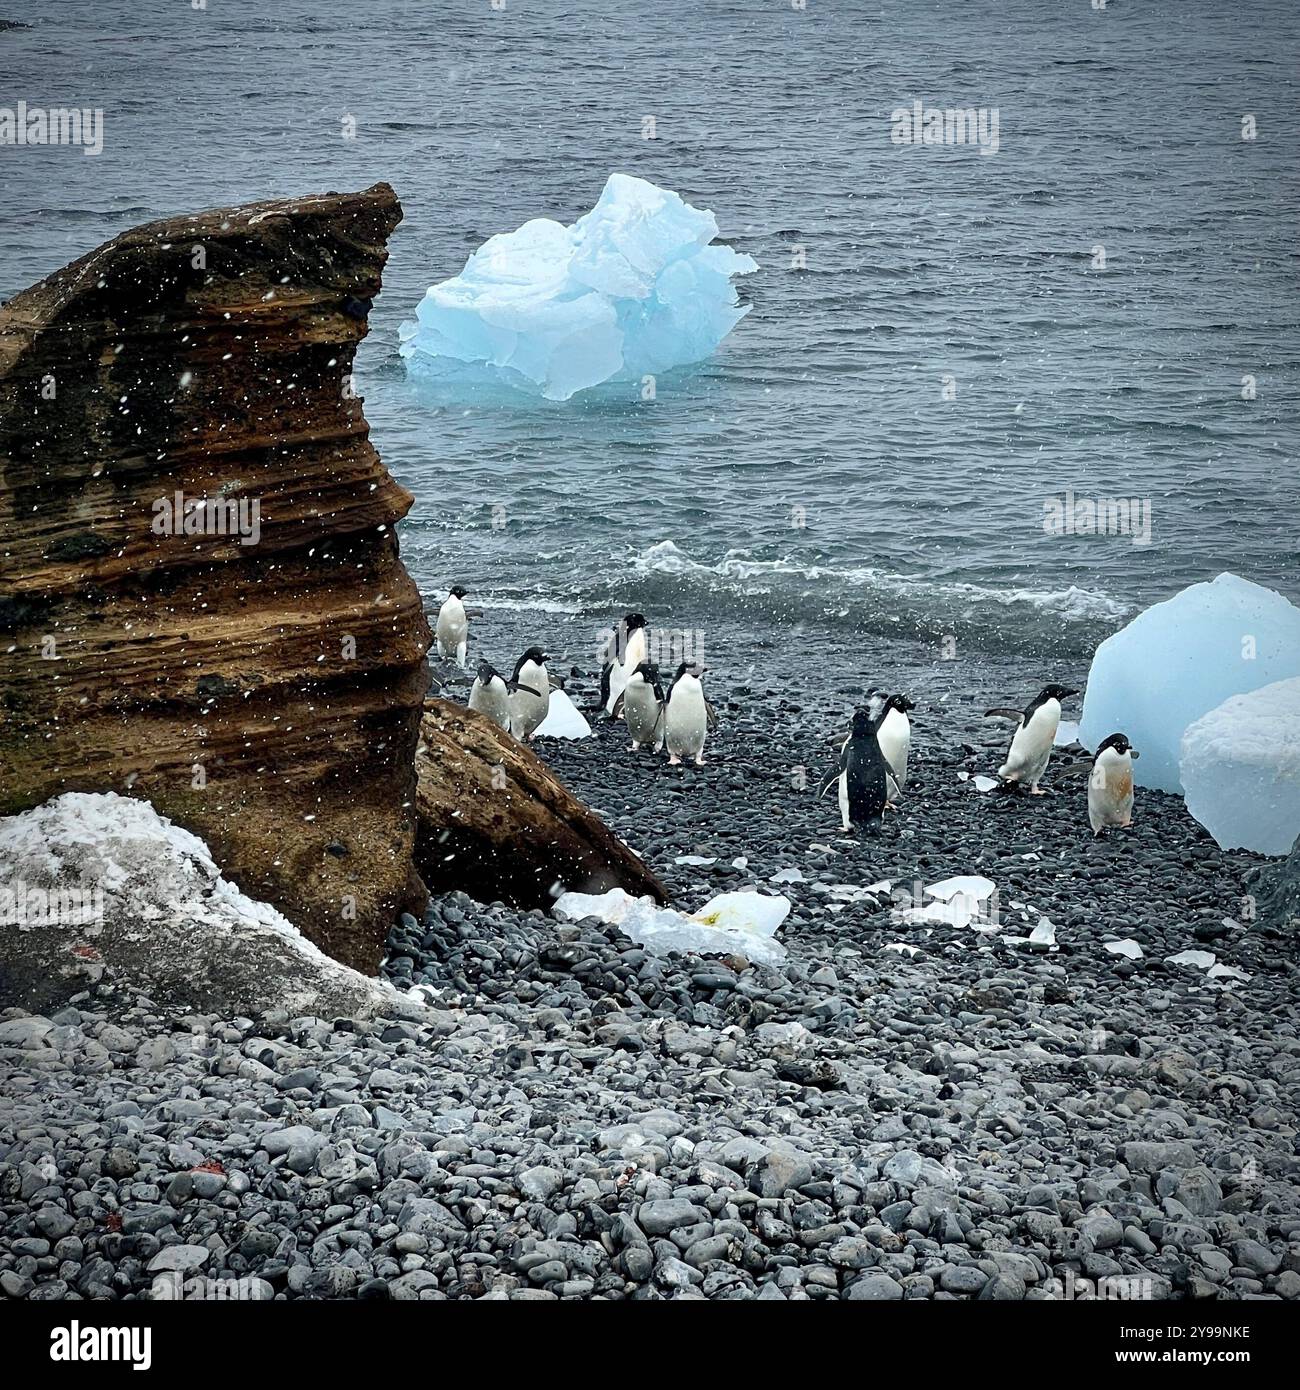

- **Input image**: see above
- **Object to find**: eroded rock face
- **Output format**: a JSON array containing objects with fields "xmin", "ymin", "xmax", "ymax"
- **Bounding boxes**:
[
  {"xmin": 415, "ymin": 702, "xmax": 667, "ymax": 909},
  {"xmin": 0, "ymin": 184, "xmax": 430, "ymax": 974}
]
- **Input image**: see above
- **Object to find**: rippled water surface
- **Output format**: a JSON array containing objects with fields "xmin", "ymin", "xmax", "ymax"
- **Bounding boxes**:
[{"xmin": 3, "ymin": 0, "xmax": 1297, "ymax": 657}]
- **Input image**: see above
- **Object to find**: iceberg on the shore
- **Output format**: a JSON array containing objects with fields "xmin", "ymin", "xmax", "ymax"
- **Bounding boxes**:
[
  {"xmin": 1180, "ymin": 677, "xmax": 1300, "ymax": 855},
  {"xmin": 553, "ymin": 886, "xmax": 789, "ymax": 965},
  {"xmin": 1078, "ymin": 573, "xmax": 1300, "ymax": 792},
  {"xmin": 534, "ymin": 689, "xmax": 592, "ymax": 739},
  {"xmin": 399, "ymin": 173, "xmax": 757, "ymax": 401}
]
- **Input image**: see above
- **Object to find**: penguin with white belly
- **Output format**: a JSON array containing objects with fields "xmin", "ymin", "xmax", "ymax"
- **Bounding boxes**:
[
  {"xmin": 1087, "ymin": 732, "xmax": 1139, "ymax": 835},
  {"xmin": 596, "ymin": 614, "xmax": 649, "ymax": 718},
  {"xmin": 612, "ymin": 660, "xmax": 665, "ymax": 752},
  {"xmin": 663, "ymin": 662, "xmax": 715, "ymax": 766},
  {"xmin": 985, "ymin": 683, "xmax": 1078, "ymax": 794},
  {"xmin": 468, "ymin": 660, "xmax": 541, "ymax": 734},
  {"xmin": 820, "ymin": 701, "xmax": 898, "ymax": 834},
  {"xmin": 508, "ymin": 647, "xmax": 552, "ymax": 741},
  {"xmin": 867, "ymin": 687, "xmax": 915, "ymax": 801},
  {"xmin": 434, "ymin": 585, "xmax": 470, "ymax": 668}
]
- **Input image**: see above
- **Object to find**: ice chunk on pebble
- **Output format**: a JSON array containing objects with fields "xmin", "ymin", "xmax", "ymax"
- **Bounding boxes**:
[
  {"xmin": 925, "ymin": 875, "xmax": 996, "ymax": 902},
  {"xmin": 533, "ymin": 689, "xmax": 591, "ymax": 739},
  {"xmin": 1179, "ymin": 676, "xmax": 1300, "ymax": 856},
  {"xmin": 1104, "ymin": 939, "xmax": 1144, "ymax": 960},
  {"xmin": 1079, "ymin": 573, "xmax": 1300, "ymax": 792},
  {"xmin": 553, "ymin": 886, "xmax": 789, "ymax": 965},
  {"xmin": 399, "ymin": 173, "xmax": 757, "ymax": 401}
]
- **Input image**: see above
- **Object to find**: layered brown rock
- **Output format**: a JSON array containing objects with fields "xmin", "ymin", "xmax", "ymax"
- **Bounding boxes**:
[
  {"xmin": 0, "ymin": 184, "xmax": 430, "ymax": 973},
  {"xmin": 416, "ymin": 702, "xmax": 667, "ymax": 908}
]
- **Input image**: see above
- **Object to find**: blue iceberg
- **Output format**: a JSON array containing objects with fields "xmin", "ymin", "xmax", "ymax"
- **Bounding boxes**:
[
  {"xmin": 1180, "ymin": 677, "xmax": 1300, "ymax": 856},
  {"xmin": 1078, "ymin": 573, "xmax": 1300, "ymax": 793},
  {"xmin": 398, "ymin": 173, "xmax": 757, "ymax": 401}
]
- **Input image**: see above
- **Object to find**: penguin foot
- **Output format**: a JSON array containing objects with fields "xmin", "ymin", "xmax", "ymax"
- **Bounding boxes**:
[
  {"xmin": 629, "ymin": 742, "xmax": 640, "ymax": 751},
  {"xmin": 1030, "ymin": 786, "xmax": 1050, "ymax": 796},
  {"xmin": 694, "ymin": 755, "xmax": 706, "ymax": 766},
  {"xmin": 668, "ymin": 755, "xmax": 682, "ymax": 766}
]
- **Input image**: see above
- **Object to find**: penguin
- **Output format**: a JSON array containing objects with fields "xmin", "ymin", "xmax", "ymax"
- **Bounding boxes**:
[
  {"xmin": 612, "ymin": 660, "xmax": 665, "ymax": 751},
  {"xmin": 508, "ymin": 647, "xmax": 551, "ymax": 741},
  {"xmin": 866, "ymin": 687, "xmax": 915, "ymax": 798},
  {"xmin": 597, "ymin": 613, "xmax": 649, "ymax": 718},
  {"xmin": 819, "ymin": 701, "xmax": 895, "ymax": 834},
  {"xmin": 663, "ymin": 661, "xmax": 715, "ymax": 766},
  {"xmin": 435, "ymin": 585, "xmax": 469, "ymax": 668},
  {"xmin": 468, "ymin": 660, "xmax": 540, "ymax": 733},
  {"xmin": 1088, "ymin": 732, "xmax": 1139, "ymax": 835},
  {"xmin": 985, "ymin": 683, "xmax": 1078, "ymax": 794}
]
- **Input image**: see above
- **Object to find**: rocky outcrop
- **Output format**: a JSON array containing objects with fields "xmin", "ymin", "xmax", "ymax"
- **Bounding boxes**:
[
  {"xmin": 0, "ymin": 184, "xmax": 430, "ymax": 974},
  {"xmin": 415, "ymin": 702, "xmax": 667, "ymax": 909}
]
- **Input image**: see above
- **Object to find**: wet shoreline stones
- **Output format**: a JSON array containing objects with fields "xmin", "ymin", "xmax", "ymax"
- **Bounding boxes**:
[{"xmin": 1, "ymin": 638, "xmax": 1297, "ymax": 1299}]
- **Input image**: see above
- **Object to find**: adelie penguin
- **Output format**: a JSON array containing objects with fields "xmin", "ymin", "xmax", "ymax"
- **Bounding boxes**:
[
  {"xmin": 821, "ymin": 700, "xmax": 901, "ymax": 834},
  {"xmin": 468, "ymin": 660, "xmax": 541, "ymax": 734},
  {"xmin": 596, "ymin": 613, "xmax": 649, "ymax": 718},
  {"xmin": 985, "ymin": 683, "xmax": 1078, "ymax": 794},
  {"xmin": 663, "ymin": 662, "xmax": 716, "ymax": 766},
  {"xmin": 508, "ymin": 647, "xmax": 551, "ymax": 741},
  {"xmin": 1087, "ymin": 732, "xmax": 1139, "ymax": 835},
  {"xmin": 867, "ymin": 687, "xmax": 915, "ymax": 801},
  {"xmin": 612, "ymin": 660, "xmax": 665, "ymax": 752},
  {"xmin": 434, "ymin": 585, "xmax": 470, "ymax": 668}
]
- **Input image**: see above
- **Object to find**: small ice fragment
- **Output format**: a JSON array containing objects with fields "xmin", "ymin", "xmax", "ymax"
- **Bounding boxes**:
[
  {"xmin": 732, "ymin": 856, "xmax": 749, "ymax": 870},
  {"xmin": 1028, "ymin": 919, "xmax": 1057, "ymax": 948},
  {"xmin": 1207, "ymin": 962, "xmax": 1250, "ymax": 982},
  {"xmin": 1166, "ymin": 949, "xmax": 1216, "ymax": 970},
  {"xmin": 897, "ymin": 900, "xmax": 974, "ymax": 930},
  {"xmin": 552, "ymin": 887, "xmax": 789, "ymax": 965},
  {"xmin": 957, "ymin": 771, "xmax": 970, "ymax": 782},
  {"xmin": 1020, "ymin": 853, "xmax": 1040, "ymax": 861},
  {"xmin": 769, "ymin": 867, "xmax": 804, "ymax": 884},
  {"xmin": 1104, "ymin": 939, "xmax": 1143, "ymax": 959},
  {"xmin": 675, "ymin": 855, "xmax": 717, "ymax": 866},
  {"xmin": 1055, "ymin": 719, "xmax": 1080, "ymax": 746},
  {"xmin": 864, "ymin": 880, "xmax": 892, "ymax": 896},
  {"xmin": 973, "ymin": 775, "xmax": 999, "ymax": 793},
  {"xmin": 925, "ymin": 875, "xmax": 996, "ymax": 902},
  {"xmin": 533, "ymin": 689, "xmax": 591, "ymax": 739},
  {"xmin": 884, "ymin": 942, "xmax": 920, "ymax": 957}
]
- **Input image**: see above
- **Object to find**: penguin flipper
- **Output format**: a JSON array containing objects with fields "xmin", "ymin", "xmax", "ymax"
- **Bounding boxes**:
[
  {"xmin": 887, "ymin": 771, "xmax": 902, "ymax": 801},
  {"xmin": 984, "ymin": 708, "xmax": 1025, "ymax": 723},
  {"xmin": 705, "ymin": 699, "xmax": 719, "ymax": 730},
  {"xmin": 509, "ymin": 681, "xmax": 542, "ymax": 698},
  {"xmin": 611, "ymin": 692, "xmax": 626, "ymax": 720},
  {"xmin": 818, "ymin": 770, "xmax": 840, "ymax": 798}
]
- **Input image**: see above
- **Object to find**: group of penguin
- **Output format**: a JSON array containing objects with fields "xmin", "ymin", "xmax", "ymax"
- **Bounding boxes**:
[
  {"xmin": 435, "ymin": 598, "xmax": 715, "ymax": 765},
  {"xmin": 826, "ymin": 680, "xmax": 1140, "ymax": 838},
  {"xmin": 434, "ymin": 592, "xmax": 1141, "ymax": 838}
]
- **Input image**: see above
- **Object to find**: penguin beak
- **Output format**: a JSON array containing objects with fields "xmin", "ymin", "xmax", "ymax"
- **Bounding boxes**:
[{"xmin": 1061, "ymin": 688, "xmax": 1079, "ymax": 698}]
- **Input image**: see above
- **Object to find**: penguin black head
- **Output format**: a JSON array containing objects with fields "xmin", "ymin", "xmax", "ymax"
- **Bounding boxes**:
[
  {"xmin": 624, "ymin": 613, "xmax": 648, "ymax": 632},
  {"xmin": 850, "ymin": 706, "xmax": 875, "ymax": 736},
  {"xmin": 448, "ymin": 584, "xmax": 468, "ymax": 599},
  {"xmin": 632, "ymin": 660, "xmax": 659, "ymax": 681},
  {"xmin": 1096, "ymin": 732, "xmax": 1138, "ymax": 759},
  {"xmin": 520, "ymin": 646, "xmax": 548, "ymax": 666},
  {"xmin": 475, "ymin": 659, "xmax": 497, "ymax": 684},
  {"xmin": 893, "ymin": 694, "xmax": 916, "ymax": 712},
  {"xmin": 1040, "ymin": 683, "xmax": 1078, "ymax": 702}
]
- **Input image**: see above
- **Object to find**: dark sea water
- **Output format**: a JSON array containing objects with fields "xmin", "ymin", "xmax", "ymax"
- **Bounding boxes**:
[{"xmin": 3, "ymin": 0, "xmax": 1298, "ymax": 662}]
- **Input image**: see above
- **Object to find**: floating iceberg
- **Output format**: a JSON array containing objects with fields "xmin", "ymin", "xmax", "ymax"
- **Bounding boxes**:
[
  {"xmin": 399, "ymin": 173, "xmax": 758, "ymax": 401},
  {"xmin": 552, "ymin": 886, "xmax": 788, "ymax": 965},
  {"xmin": 1180, "ymin": 677, "xmax": 1300, "ymax": 855},
  {"xmin": 1078, "ymin": 573, "xmax": 1300, "ymax": 792}
]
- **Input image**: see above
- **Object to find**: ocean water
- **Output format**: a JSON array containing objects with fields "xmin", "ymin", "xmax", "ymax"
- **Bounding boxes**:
[{"xmin": 3, "ymin": 0, "xmax": 1297, "ymax": 661}]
